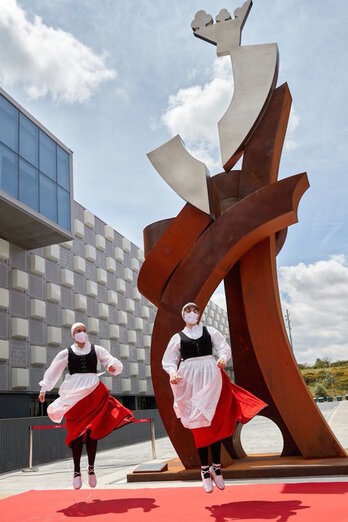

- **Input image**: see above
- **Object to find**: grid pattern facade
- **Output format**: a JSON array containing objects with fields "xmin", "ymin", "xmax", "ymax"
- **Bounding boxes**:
[{"xmin": 0, "ymin": 201, "xmax": 230, "ymax": 397}]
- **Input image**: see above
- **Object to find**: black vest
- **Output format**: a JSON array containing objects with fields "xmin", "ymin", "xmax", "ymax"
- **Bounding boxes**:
[
  {"xmin": 68, "ymin": 344, "xmax": 97, "ymax": 375},
  {"xmin": 179, "ymin": 326, "xmax": 213, "ymax": 361}
]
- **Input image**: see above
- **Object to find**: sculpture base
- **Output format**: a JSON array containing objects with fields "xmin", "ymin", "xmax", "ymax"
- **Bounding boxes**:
[{"xmin": 127, "ymin": 453, "xmax": 348, "ymax": 482}]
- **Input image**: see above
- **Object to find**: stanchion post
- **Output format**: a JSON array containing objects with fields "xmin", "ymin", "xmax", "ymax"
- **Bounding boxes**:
[
  {"xmin": 22, "ymin": 426, "xmax": 38, "ymax": 472},
  {"xmin": 29, "ymin": 425, "xmax": 33, "ymax": 469},
  {"xmin": 150, "ymin": 418, "xmax": 156, "ymax": 459}
]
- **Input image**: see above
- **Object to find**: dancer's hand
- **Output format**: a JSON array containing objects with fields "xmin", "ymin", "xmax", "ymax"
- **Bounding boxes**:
[
  {"xmin": 108, "ymin": 365, "xmax": 115, "ymax": 373},
  {"xmin": 38, "ymin": 391, "xmax": 45, "ymax": 403},
  {"xmin": 217, "ymin": 358, "xmax": 227, "ymax": 369},
  {"xmin": 170, "ymin": 372, "xmax": 182, "ymax": 384}
]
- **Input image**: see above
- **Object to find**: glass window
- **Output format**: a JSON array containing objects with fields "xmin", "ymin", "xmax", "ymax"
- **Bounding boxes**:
[
  {"xmin": 39, "ymin": 173, "xmax": 57, "ymax": 222},
  {"xmin": 58, "ymin": 186, "xmax": 70, "ymax": 230},
  {"xmin": 57, "ymin": 146, "xmax": 70, "ymax": 190},
  {"xmin": 39, "ymin": 131, "xmax": 56, "ymax": 181},
  {"xmin": 19, "ymin": 114, "xmax": 39, "ymax": 167},
  {"xmin": 0, "ymin": 95, "xmax": 18, "ymax": 152},
  {"xmin": 0, "ymin": 142, "xmax": 18, "ymax": 198},
  {"xmin": 19, "ymin": 159, "xmax": 39, "ymax": 211}
]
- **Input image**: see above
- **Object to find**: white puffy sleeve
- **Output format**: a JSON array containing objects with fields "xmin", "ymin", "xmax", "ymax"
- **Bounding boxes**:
[
  {"xmin": 39, "ymin": 349, "xmax": 69, "ymax": 392},
  {"xmin": 207, "ymin": 326, "xmax": 231, "ymax": 363},
  {"xmin": 162, "ymin": 333, "xmax": 181, "ymax": 376},
  {"xmin": 95, "ymin": 345, "xmax": 123, "ymax": 376}
]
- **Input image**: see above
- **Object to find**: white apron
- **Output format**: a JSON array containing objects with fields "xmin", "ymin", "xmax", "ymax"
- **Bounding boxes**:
[{"xmin": 171, "ymin": 355, "xmax": 222, "ymax": 429}]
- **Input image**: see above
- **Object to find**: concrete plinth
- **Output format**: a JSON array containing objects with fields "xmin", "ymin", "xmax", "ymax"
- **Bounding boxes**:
[{"xmin": 127, "ymin": 452, "xmax": 348, "ymax": 483}]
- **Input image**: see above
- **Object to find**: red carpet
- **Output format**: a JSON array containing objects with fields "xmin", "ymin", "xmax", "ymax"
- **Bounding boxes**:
[{"xmin": 1, "ymin": 482, "xmax": 348, "ymax": 521}]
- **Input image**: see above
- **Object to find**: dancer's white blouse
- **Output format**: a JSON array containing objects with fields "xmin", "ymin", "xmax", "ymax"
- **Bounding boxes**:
[
  {"xmin": 39, "ymin": 342, "xmax": 123, "ymax": 423},
  {"xmin": 162, "ymin": 325, "xmax": 231, "ymax": 429}
]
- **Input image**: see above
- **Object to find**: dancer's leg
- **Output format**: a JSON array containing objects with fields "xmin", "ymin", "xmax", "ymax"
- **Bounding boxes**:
[
  {"xmin": 211, "ymin": 440, "xmax": 221, "ymax": 465},
  {"xmin": 209, "ymin": 440, "xmax": 225, "ymax": 490},
  {"xmin": 71, "ymin": 436, "xmax": 83, "ymax": 473},
  {"xmin": 197, "ymin": 446, "xmax": 209, "ymax": 467},
  {"xmin": 86, "ymin": 432, "xmax": 98, "ymax": 467},
  {"xmin": 86, "ymin": 431, "xmax": 98, "ymax": 488},
  {"xmin": 71, "ymin": 436, "xmax": 83, "ymax": 489},
  {"xmin": 197, "ymin": 446, "xmax": 213, "ymax": 493}
]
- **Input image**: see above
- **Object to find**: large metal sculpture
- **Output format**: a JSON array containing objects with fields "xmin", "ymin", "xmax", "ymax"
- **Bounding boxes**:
[{"xmin": 138, "ymin": 1, "xmax": 347, "ymax": 470}]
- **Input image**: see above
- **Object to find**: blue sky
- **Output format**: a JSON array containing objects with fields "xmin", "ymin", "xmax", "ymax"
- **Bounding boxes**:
[{"xmin": 1, "ymin": 0, "xmax": 348, "ymax": 363}]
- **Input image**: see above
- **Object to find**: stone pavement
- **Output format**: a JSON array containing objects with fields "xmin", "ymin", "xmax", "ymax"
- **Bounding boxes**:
[{"xmin": 1, "ymin": 401, "xmax": 347, "ymax": 498}]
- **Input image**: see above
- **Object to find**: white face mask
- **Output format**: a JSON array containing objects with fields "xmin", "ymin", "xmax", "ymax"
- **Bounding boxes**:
[
  {"xmin": 74, "ymin": 331, "xmax": 87, "ymax": 343},
  {"xmin": 184, "ymin": 311, "xmax": 199, "ymax": 325}
]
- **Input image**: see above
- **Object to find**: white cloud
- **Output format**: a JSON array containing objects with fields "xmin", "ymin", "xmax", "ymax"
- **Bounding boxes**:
[
  {"xmin": 279, "ymin": 255, "xmax": 348, "ymax": 364},
  {"xmin": 210, "ymin": 256, "xmax": 348, "ymax": 365},
  {"xmin": 161, "ymin": 56, "xmax": 233, "ymax": 171},
  {"xmin": 284, "ymin": 107, "xmax": 300, "ymax": 151},
  {"xmin": 161, "ymin": 55, "xmax": 301, "ymax": 162},
  {"xmin": 0, "ymin": 0, "xmax": 116, "ymax": 103}
]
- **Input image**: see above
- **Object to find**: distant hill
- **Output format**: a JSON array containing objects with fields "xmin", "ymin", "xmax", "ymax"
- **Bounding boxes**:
[{"xmin": 299, "ymin": 362, "xmax": 348, "ymax": 398}]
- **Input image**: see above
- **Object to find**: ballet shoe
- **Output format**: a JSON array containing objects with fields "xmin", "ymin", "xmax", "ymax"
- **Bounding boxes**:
[
  {"xmin": 209, "ymin": 465, "xmax": 225, "ymax": 490},
  {"xmin": 73, "ymin": 472, "xmax": 82, "ymax": 490}
]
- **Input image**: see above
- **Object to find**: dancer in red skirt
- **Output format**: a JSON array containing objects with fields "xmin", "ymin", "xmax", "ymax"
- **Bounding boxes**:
[
  {"xmin": 38, "ymin": 322, "xmax": 133, "ymax": 489},
  {"xmin": 162, "ymin": 303, "xmax": 267, "ymax": 493}
]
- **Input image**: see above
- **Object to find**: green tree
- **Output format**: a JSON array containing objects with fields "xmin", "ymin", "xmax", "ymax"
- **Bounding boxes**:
[
  {"xmin": 314, "ymin": 358, "xmax": 330, "ymax": 369},
  {"xmin": 314, "ymin": 384, "xmax": 328, "ymax": 399},
  {"xmin": 325, "ymin": 372, "xmax": 334, "ymax": 389}
]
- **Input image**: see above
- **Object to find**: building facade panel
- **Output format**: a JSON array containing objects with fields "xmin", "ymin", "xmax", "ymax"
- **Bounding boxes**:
[{"xmin": 0, "ymin": 92, "xmax": 230, "ymax": 417}]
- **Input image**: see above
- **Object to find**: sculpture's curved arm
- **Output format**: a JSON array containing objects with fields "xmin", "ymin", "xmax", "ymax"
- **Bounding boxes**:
[
  {"xmin": 147, "ymin": 173, "xmax": 309, "ymax": 468},
  {"xmin": 147, "ymin": 135, "xmax": 211, "ymax": 216},
  {"xmin": 138, "ymin": 204, "xmax": 212, "ymax": 307}
]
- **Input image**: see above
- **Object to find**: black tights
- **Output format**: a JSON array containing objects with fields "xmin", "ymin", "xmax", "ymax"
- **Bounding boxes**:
[
  {"xmin": 71, "ymin": 432, "xmax": 98, "ymax": 474},
  {"xmin": 197, "ymin": 440, "xmax": 221, "ymax": 467}
]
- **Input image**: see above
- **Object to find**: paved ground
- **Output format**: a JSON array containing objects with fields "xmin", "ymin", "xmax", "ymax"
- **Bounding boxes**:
[{"xmin": 1, "ymin": 401, "xmax": 347, "ymax": 498}]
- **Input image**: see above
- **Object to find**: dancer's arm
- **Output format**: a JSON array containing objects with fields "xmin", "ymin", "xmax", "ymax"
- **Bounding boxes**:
[
  {"xmin": 95, "ymin": 345, "xmax": 123, "ymax": 376},
  {"xmin": 38, "ymin": 349, "xmax": 69, "ymax": 401},
  {"xmin": 207, "ymin": 326, "xmax": 231, "ymax": 368},
  {"xmin": 162, "ymin": 333, "xmax": 182, "ymax": 384}
]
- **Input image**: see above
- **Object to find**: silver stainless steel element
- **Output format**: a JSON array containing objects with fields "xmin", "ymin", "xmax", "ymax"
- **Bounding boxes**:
[
  {"xmin": 191, "ymin": 0, "xmax": 252, "ymax": 56},
  {"xmin": 219, "ymin": 44, "xmax": 279, "ymax": 170},
  {"xmin": 191, "ymin": 1, "xmax": 279, "ymax": 171},
  {"xmin": 147, "ymin": 135, "xmax": 211, "ymax": 216}
]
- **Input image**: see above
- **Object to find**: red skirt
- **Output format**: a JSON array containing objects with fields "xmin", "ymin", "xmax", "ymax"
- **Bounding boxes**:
[
  {"xmin": 191, "ymin": 370, "xmax": 267, "ymax": 448},
  {"xmin": 65, "ymin": 382, "xmax": 134, "ymax": 447}
]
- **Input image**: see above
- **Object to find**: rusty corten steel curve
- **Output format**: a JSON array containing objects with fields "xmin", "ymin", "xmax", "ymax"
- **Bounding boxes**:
[
  {"xmin": 221, "ymin": 83, "xmax": 346, "ymax": 458},
  {"xmin": 241, "ymin": 238, "xmax": 346, "ymax": 458},
  {"xmin": 159, "ymin": 175, "xmax": 309, "ymax": 313},
  {"xmin": 138, "ymin": 80, "xmax": 348, "ymax": 468},
  {"xmin": 223, "ymin": 263, "xmax": 301, "ymax": 458},
  {"xmin": 222, "ymin": 82, "xmax": 302, "ymax": 457},
  {"xmin": 138, "ymin": 204, "xmax": 212, "ymax": 307},
  {"xmin": 142, "ymin": 173, "xmax": 309, "ymax": 468}
]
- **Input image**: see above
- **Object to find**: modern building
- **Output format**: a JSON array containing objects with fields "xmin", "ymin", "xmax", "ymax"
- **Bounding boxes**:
[{"xmin": 0, "ymin": 87, "xmax": 230, "ymax": 419}]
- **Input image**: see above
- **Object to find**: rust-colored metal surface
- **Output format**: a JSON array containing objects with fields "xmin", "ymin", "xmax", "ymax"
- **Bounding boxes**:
[
  {"xmin": 224, "ymin": 263, "xmax": 301, "ymax": 458},
  {"xmin": 227, "ymin": 82, "xmax": 344, "ymax": 458},
  {"xmin": 143, "ymin": 218, "xmax": 174, "ymax": 256},
  {"xmin": 240, "ymin": 237, "xmax": 346, "ymax": 458},
  {"xmin": 139, "ymin": 82, "xmax": 347, "ymax": 471},
  {"xmin": 160, "ymin": 174, "xmax": 308, "ymax": 314},
  {"xmin": 146, "ymin": 174, "xmax": 309, "ymax": 468},
  {"xmin": 127, "ymin": 454, "xmax": 348, "ymax": 482},
  {"xmin": 138, "ymin": 204, "xmax": 212, "ymax": 308}
]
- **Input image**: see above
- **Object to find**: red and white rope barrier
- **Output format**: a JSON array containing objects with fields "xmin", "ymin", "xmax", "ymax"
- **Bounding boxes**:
[{"xmin": 22, "ymin": 417, "xmax": 156, "ymax": 472}]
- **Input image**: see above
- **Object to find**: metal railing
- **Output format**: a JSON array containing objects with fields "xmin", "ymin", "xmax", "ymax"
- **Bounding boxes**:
[{"xmin": 22, "ymin": 418, "xmax": 156, "ymax": 472}]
